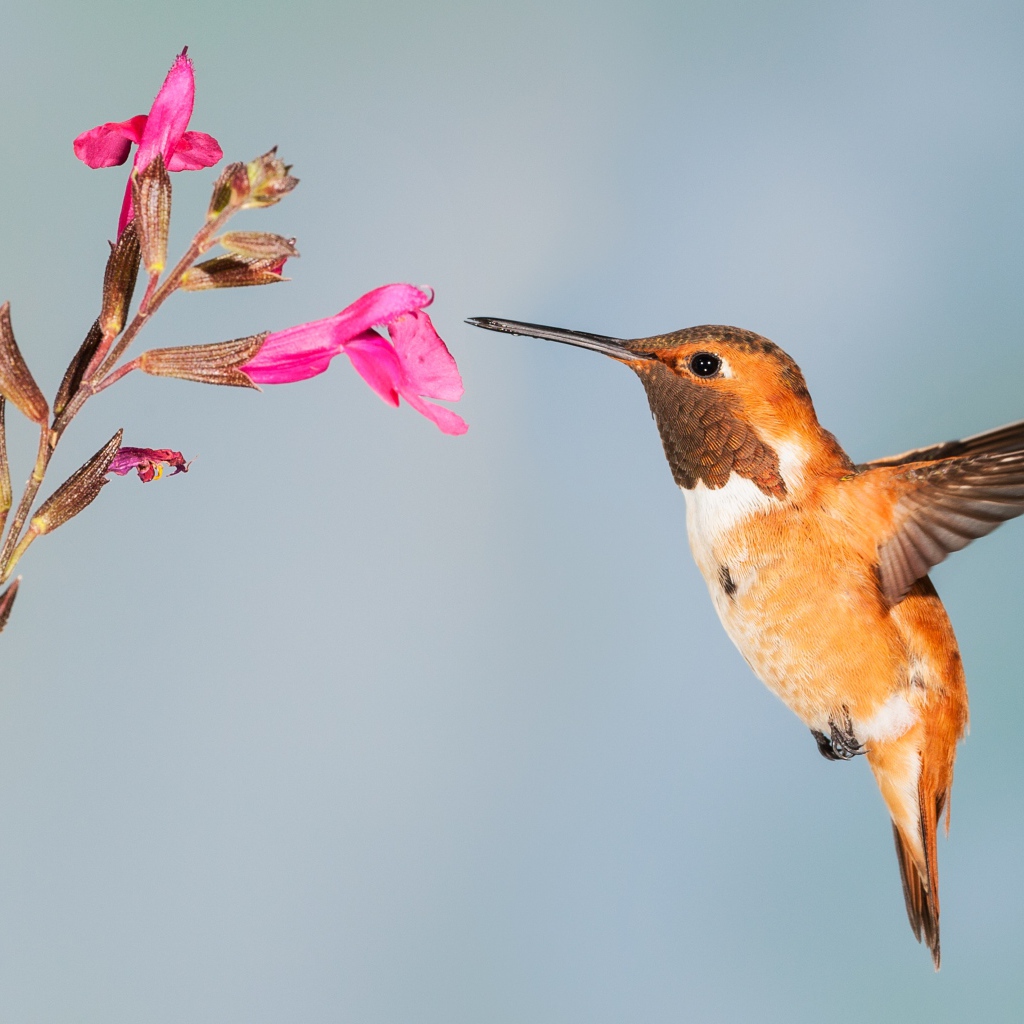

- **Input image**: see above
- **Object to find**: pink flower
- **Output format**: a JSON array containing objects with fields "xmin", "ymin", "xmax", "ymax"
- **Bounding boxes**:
[
  {"xmin": 108, "ymin": 447, "xmax": 190, "ymax": 483},
  {"xmin": 241, "ymin": 284, "xmax": 468, "ymax": 435},
  {"xmin": 73, "ymin": 49, "xmax": 222, "ymax": 236}
]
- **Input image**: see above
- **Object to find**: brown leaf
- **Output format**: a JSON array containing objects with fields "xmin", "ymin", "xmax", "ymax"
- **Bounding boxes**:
[{"xmin": 138, "ymin": 334, "xmax": 266, "ymax": 388}]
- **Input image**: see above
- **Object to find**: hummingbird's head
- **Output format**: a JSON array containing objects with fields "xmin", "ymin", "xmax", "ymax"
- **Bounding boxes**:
[{"xmin": 467, "ymin": 318, "xmax": 851, "ymax": 497}]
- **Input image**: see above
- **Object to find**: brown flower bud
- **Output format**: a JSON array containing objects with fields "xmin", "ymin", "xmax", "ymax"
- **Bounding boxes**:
[
  {"xmin": 244, "ymin": 148, "xmax": 299, "ymax": 208},
  {"xmin": 99, "ymin": 220, "xmax": 141, "ymax": 337},
  {"xmin": 0, "ymin": 577, "xmax": 20, "ymax": 635},
  {"xmin": 180, "ymin": 255, "xmax": 288, "ymax": 291},
  {"xmin": 138, "ymin": 334, "xmax": 266, "ymax": 389},
  {"xmin": 219, "ymin": 232, "xmax": 299, "ymax": 261},
  {"xmin": 132, "ymin": 154, "xmax": 172, "ymax": 275},
  {"xmin": 30, "ymin": 430, "xmax": 123, "ymax": 536},
  {"xmin": 0, "ymin": 302, "xmax": 48, "ymax": 425},
  {"xmin": 207, "ymin": 161, "xmax": 249, "ymax": 220},
  {"xmin": 54, "ymin": 320, "xmax": 102, "ymax": 420}
]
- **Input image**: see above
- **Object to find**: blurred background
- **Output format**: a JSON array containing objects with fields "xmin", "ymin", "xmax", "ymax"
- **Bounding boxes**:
[{"xmin": 0, "ymin": 1, "xmax": 1022, "ymax": 1019}]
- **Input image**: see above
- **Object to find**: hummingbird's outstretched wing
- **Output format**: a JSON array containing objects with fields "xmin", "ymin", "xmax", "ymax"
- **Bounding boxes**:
[
  {"xmin": 859, "ymin": 417, "xmax": 1024, "ymax": 468},
  {"xmin": 868, "ymin": 442, "xmax": 1024, "ymax": 603}
]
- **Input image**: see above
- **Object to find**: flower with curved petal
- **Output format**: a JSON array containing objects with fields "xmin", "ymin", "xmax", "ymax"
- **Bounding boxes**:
[
  {"xmin": 74, "ymin": 49, "xmax": 222, "ymax": 235},
  {"xmin": 241, "ymin": 284, "xmax": 467, "ymax": 435},
  {"xmin": 107, "ymin": 447, "xmax": 189, "ymax": 483}
]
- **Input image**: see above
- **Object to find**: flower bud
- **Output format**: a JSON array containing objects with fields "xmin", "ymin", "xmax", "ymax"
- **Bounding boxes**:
[
  {"xmin": 0, "ymin": 302, "xmax": 48, "ymax": 425},
  {"xmin": 219, "ymin": 232, "xmax": 299, "ymax": 261},
  {"xmin": 207, "ymin": 161, "xmax": 249, "ymax": 220},
  {"xmin": 0, "ymin": 577, "xmax": 19, "ymax": 635},
  {"xmin": 30, "ymin": 430, "xmax": 123, "ymax": 536},
  {"xmin": 132, "ymin": 154, "xmax": 172, "ymax": 275},
  {"xmin": 180, "ymin": 255, "xmax": 287, "ymax": 291},
  {"xmin": 99, "ymin": 220, "xmax": 141, "ymax": 337},
  {"xmin": 137, "ymin": 333, "xmax": 266, "ymax": 388},
  {"xmin": 54, "ymin": 320, "xmax": 102, "ymax": 419},
  {"xmin": 244, "ymin": 148, "xmax": 299, "ymax": 208}
]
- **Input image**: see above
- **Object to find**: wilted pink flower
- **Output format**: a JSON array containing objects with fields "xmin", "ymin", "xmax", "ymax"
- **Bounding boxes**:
[
  {"xmin": 73, "ymin": 49, "xmax": 222, "ymax": 235},
  {"xmin": 108, "ymin": 447, "xmax": 189, "ymax": 483},
  {"xmin": 241, "ymin": 284, "xmax": 468, "ymax": 435}
]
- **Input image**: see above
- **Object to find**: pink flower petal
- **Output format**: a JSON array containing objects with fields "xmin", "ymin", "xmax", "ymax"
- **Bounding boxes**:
[
  {"xmin": 117, "ymin": 180, "xmax": 135, "ymax": 238},
  {"xmin": 239, "ymin": 283, "xmax": 467, "ymax": 433},
  {"xmin": 72, "ymin": 116, "xmax": 148, "ymax": 168},
  {"xmin": 75, "ymin": 52, "xmax": 222, "ymax": 237},
  {"xmin": 241, "ymin": 314, "xmax": 341, "ymax": 384},
  {"xmin": 241, "ymin": 284, "xmax": 432, "ymax": 384},
  {"xmin": 135, "ymin": 50, "xmax": 195, "ymax": 172},
  {"xmin": 330, "ymin": 283, "xmax": 433, "ymax": 338},
  {"xmin": 387, "ymin": 309, "xmax": 464, "ymax": 401},
  {"xmin": 167, "ymin": 130, "xmax": 223, "ymax": 171},
  {"xmin": 342, "ymin": 330, "xmax": 402, "ymax": 406},
  {"xmin": 399, "ymin": 390, "xmax": 469, "ymax": 435},
  {"xmin": 108, "ymin": 446, "xmax": 189, "ymax": 482}
]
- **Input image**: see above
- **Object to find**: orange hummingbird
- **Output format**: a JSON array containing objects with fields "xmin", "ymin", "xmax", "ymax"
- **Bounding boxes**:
[{"xmin": 467, "ymin": 316, "xmax": 1024, "ymax": 969}]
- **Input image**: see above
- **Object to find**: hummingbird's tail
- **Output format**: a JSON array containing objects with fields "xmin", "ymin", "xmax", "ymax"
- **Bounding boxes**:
[
  {"xmin": 868, "ymin": 729, "xmax": 951, "ymax": 970},
  {"xmin": 890, "ymin": 790, "xmax": 943, "ymax": 968}
]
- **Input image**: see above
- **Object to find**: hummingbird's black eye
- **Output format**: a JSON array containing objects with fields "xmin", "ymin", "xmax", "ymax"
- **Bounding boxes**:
[{"xmin": 689, "ymin": 352, "xmax": 722, "ymax": 378}]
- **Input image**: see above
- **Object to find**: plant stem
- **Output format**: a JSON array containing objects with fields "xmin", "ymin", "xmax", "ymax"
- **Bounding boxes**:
[
  {"xmin": 0, "ymin": 203, "xmax": 240, "ymax": 580},
  {"xmin": 93, "ymin": 209, "xmax": 232, "ymax": 384},
  {"xmin": 0, "ymin": 423, "xmax": 51, "ymax": 582},
  {"xmin": 94, "ymin": 358, "xmax": 140, "ymax": 395}
]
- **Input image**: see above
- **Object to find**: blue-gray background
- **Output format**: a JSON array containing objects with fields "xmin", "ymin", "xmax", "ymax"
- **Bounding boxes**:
[{"xmin": 0, "ymin": 1, "xmax": 1022, "ymax": 1020}]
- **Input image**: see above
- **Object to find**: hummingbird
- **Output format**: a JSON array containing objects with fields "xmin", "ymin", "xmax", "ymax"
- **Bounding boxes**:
[{"xmin": 467, "ymin": 315, "xmax": 1024, "ymax": 969}]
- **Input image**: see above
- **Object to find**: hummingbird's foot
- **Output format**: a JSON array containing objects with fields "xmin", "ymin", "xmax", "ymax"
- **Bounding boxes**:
[
  {"xmin": 811, "ymin": 729, "xmax": 841, "ymax": 760},
  {"xmin": 811, "ymin": 711, "xmax": 866, "ymax": 761}
]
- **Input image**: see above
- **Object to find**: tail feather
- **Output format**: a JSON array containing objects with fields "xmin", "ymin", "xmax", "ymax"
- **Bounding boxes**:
[
  {"xmin": 871, "ymin": 733, "xmax": 950, "ymax": 970},
  {"xmin": 877, "ymin": 573, "xmax": 967, "ymax": 969},
  {"xmin": 891, "ymin": 774, "xmax": 948, "ymax": 970},
  {"xmin": 891, "ymin": 821, "xmax": 940, "ymax": 968}
]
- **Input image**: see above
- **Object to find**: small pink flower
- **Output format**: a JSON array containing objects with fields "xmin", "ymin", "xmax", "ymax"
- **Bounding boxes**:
[
  {"xmin": 74, "ymin": 49, "xmax": 222, "ymax": 236},
  {"xmin": 108, "ymin": 447, "xmax": 190, "ymax": 483},
  {"xmin": 241, "ymin": 284, "xmax": 468, "ymax": 435}
]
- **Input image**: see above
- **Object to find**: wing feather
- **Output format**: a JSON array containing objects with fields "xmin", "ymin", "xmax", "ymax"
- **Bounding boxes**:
[
  {"xmin": 876, "ymin": 448, "xmax": 1024, "ymax": 603},
  {"xmin": 862, "ymin": 417, "xmax": 1024, "ymax": 469}
]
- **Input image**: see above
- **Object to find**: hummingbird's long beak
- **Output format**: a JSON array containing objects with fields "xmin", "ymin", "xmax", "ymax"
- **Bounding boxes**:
[{"xmin": 466, "ymin": 317, "xmax": 654, "ymax": 362}]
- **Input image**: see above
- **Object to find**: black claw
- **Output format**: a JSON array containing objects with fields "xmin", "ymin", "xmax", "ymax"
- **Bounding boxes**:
[
  {"xmin": 812, "ymin": 729, "xmax": 841, "ymax": 761},
  {"xmin": 812, "ymin": 709, "xmax": 866, "ymax": 761}
]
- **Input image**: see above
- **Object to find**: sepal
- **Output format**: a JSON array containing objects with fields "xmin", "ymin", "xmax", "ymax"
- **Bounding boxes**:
[
  {"xmin": 0, "ymin": 303, "xmax": 48, "ymax": 425},
  {"xmin": 131, "ymin": 153, "xmax": 172, "ymax": 275},
  {"xmin": 180, "ymin": 255, "xmax": 287, "ymax": 291},
  {"xmin": 219, "ymin": 232, "xmax": 299, "ymax": 260},
  {"xmin": 54, "ymin": 320, "xmax": 102, "ymax": 419},
  {"xmin": 100, "ymin": 220, "xmax": 142, "ymax": 336},
  {"xmin": 30, "ymin": 430, "xmax": 123, "ymax": 535},
  {"xmin": 138, "ymin": 334, "xmax": 266, "ymax": 388},
  {"xmin": 0, "ymin": 577, "xmax": 19, "ymax": 634},
  {"xmin": 244, "ymin": 148, "xmax": 298, "ymax": 208},
  {"xmin": 207, "ymin": 161, "xmax": 249, "ymax": 220}
]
